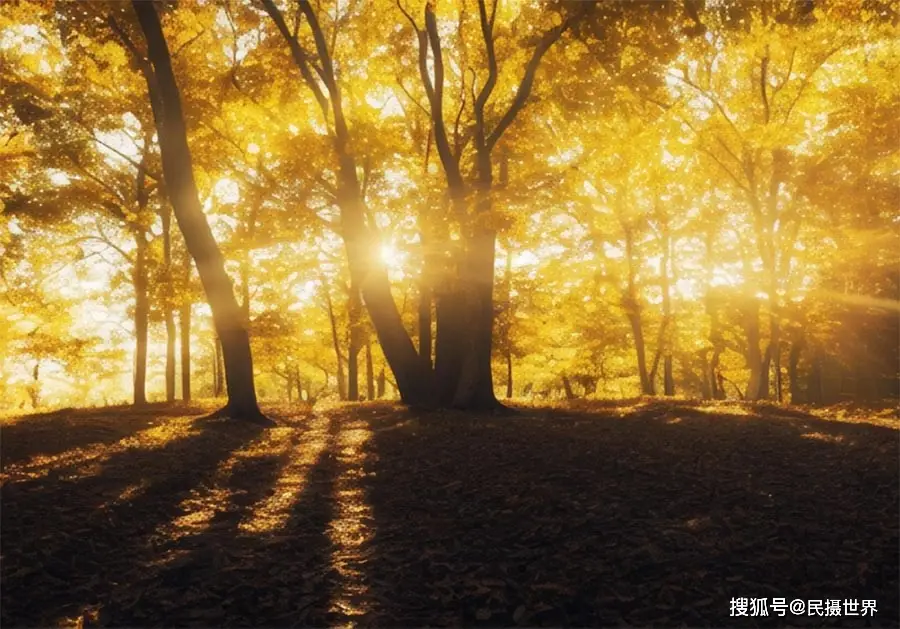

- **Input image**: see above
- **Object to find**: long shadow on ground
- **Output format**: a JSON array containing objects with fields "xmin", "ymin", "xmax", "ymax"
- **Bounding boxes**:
[
  {"xmin": 358, "ymin": 401, "xmax": 899, "ymax": 627},
  {"xmin": 1, "ymin": 401, "xmax": 897, "ymax": 628}
]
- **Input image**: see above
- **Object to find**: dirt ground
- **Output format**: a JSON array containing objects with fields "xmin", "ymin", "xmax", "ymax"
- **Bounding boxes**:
[{"xmin": 1, "ymin": 399, "xmax": 897, "ymax": 627}]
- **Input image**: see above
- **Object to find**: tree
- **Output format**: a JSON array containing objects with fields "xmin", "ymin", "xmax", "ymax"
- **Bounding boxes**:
[{"xmin": 125, "ymin": 1, "xmax": 270, "ymax": 424}]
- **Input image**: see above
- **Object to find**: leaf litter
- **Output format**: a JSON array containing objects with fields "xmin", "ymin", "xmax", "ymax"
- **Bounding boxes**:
[{"xmin": 1, "ymin": 400, "xmax": 897, "ymax": 627}]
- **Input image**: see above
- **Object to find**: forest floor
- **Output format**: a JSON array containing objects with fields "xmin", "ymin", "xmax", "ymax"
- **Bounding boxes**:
[{"xmin": 1, "ymin": 399, "xmax": 898, "ymax": 628}]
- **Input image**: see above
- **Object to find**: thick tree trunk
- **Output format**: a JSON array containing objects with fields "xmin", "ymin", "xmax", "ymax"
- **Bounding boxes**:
[
  {"xmin": 451, "ymin": 226, "xmax": 500, "ymax": 409},
  {"xmin": 434, "ymin": 291, "xmax": 465, "ymax": 405},
  {"xmin": 133, "ymin": 2, "xmax": 268, "ymax": 423},
  {"xmin": 133, "ymin": 235, "xmax": 149, "ymax": 406}
]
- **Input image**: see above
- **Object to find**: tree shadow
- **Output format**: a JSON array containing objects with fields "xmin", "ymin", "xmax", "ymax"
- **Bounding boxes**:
[
  {"xmin": 356, "ymin": 401, "xmax": 899, "ymax": 626},
  {"xmin": 0, "ymin": 411, "xmax": 261, "ymax": 627},
  {"xmin": 2, "ymin": 401, "xmax": 896, "ymax": 627},
  {"xmin": 0, "ymin": 403, "xmax": 214, "ymax": 467}
]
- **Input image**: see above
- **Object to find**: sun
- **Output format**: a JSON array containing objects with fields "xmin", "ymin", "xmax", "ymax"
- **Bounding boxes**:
[{"xmin": 380, "ymin": 244, "xmax": 400, "ymax": 267}]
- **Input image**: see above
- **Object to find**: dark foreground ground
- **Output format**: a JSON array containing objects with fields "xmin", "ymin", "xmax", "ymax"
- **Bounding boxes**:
[{"xmin": 1, "ymin": 399, "xmax": 897, "ymax": 628}]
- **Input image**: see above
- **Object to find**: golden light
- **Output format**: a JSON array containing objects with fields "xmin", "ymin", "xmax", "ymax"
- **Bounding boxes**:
[
  {"xmin": 328, "ymin": 420, "xmax": 375, "ymax": 620},
  {"xmin": 0, "ymin": 416, "xmax": 202, "ymax": 483},
  {"xmin": 380, "ymin": 244, "xmax": 400, "ymax": 267},
  {"xmin": 239, "ymin": 414, "xmax": 331, "ymax": 533}
]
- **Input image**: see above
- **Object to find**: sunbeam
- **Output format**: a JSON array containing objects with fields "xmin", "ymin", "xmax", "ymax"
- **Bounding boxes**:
[
  {"xmin": 239, "ymin": 413, "xmax": 331, "ymax": 534},
  {"xmin": 327, "ymin": 420, "xmax": 376, "ymax": 622}
]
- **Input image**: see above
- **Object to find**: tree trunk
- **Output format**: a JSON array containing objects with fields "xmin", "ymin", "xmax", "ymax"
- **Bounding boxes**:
[
  {"xmin": 377, "ymin": 368, "xmax": 386, "ymax": 398},
  {"xmin": 347, "ymin": 286, "xmax": 362, "ymax": 401},
  {"xmin": 132, "ymin": 1, "xmax": 267, "ymax": 423},
  {"xmin": 162, "ymin": 205, "xmax": 176, "ymax": 402},
  {"xmin": 562, "ymin": 375, "xmax": 576, "ymax": 400},
  {"xmin": 448, "ymin": 151, "xmax": 502, "ymax": 410},
  {"xmin": 133, "ymin": 235, "xmax": 149, "ymax": 406},
  {"xmin": 741, "ymin": 296, "xmax": 765, "ymax": 401},
  {"xmin": 179, "ymin": 248, "xmax": 192, "ymax": 401},
  {"xmin": 628, "ymin": 312, "xmax": 653, "ymax": 395},
  {"xmin": 807, "ymin": 349, "xmax": 824, "ymax": 404},
  {"xmin": 434, "ymin": 290, "xmax": 465, "ymax": 404},
  {"xmin": 214, "ymin": 336, "xmax": 225, "ymax": 397},
  {"xmin": 659, "ymin": 217, "xmax": 675, "ymax": 396},
  {"xmin": 323, "ymin": 282, "xmax": 347, "ymax": 400},
  {"xmin": 788, "ymin": 339, "xmax": 804, "ymax": 403},
  {"xmin": 418, "ymin": 275, "xmax": 432, "ymax": 371},
  {"xmin": 28, "ymin": 361, "xmax": 40, "ymax": 409},
  {"xmin": 180, "ymin": 299, "xmax": 191, "ymax": 401},
  {"xmin": 365, "ymin": 337, "xmax": 375, "ymax": 401}
]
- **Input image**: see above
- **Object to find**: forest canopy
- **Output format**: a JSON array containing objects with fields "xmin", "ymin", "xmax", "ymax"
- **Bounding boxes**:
[{"xmin": 1, "ymin": 0, "xmax": 897, "ymax": 413}]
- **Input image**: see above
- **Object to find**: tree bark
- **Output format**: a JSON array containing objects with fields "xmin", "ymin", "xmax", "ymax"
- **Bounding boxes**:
[
  {"xmin": 132, "ymin": 1, "xmax": 268, "ymax": 423},
  {"xmin": 133, "ymin": 234, "xmax": 149, "ymax": 405}
]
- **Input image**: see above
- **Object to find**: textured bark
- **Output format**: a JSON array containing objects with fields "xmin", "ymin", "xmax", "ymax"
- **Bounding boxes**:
[{"xmin": 132, "ymin": 1, "xmax": 266, "ymax": 422}]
